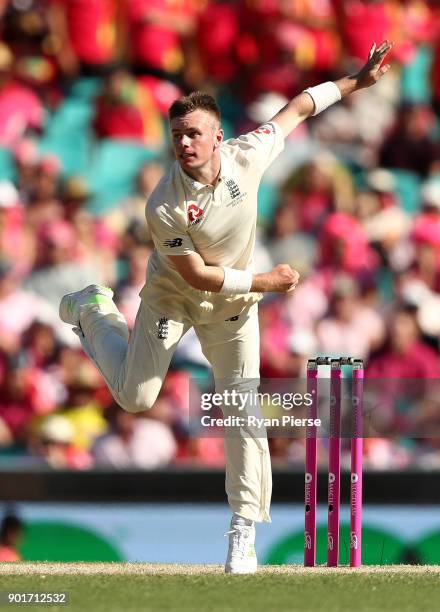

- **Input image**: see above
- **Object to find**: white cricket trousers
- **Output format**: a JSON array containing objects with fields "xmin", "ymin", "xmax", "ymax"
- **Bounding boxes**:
[{"xmin": 79, "ymin": 298, "xmax": 272, "ymax": 523}]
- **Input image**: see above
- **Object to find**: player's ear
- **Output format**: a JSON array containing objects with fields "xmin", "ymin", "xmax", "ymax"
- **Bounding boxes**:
[{"xmin": 214, "ymin": 128, "xmax": 224, "ymax": 149}]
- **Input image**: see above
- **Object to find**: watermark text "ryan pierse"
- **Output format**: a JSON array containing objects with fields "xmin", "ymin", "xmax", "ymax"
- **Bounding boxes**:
[{"xmin": 200, "ymin": 415, "xmax": 321, "ymax": 428}]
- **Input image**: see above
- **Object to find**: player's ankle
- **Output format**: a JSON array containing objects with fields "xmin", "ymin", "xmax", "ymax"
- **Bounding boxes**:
[{"xmin": 232, "ymin": 513, "xmax": 254, "ymax": 527}]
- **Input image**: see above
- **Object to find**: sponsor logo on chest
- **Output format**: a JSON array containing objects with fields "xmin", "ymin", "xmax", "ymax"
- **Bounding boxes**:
[{"xmin": 187, "ymin": 202, "xmax": 204, "ymax": 226}]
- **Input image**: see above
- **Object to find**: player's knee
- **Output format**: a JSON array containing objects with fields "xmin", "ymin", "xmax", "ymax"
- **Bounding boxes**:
[
  {"xmin": 118, "ymin": 384, "xmax": 158, "ymax": 413},
  {"xmin": 119, "ymin": 395, "xmax": 155, "ymax": 413},
  {"xmin": 119, "ymin": 400, "xmax": 148, "ymax": 414}
]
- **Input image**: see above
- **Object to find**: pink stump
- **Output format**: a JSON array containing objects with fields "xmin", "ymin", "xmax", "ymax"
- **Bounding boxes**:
[
  {"xmin": 305, "ymin": 361, "xmax": 318, "ymax": 567},
  {"xmin": 327, "ymin": 360, "xmax": 342, "ymax": 567},
  {"xmin": 350, "ymin": 362, "xmax": 364, "ymax": 567}
]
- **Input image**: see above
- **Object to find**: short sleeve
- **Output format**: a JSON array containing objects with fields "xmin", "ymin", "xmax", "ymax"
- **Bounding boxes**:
[
  {"xmin": 228, "ymin": 121, "xmax": 285, "ymax": 172},
  {"xmin": 146, "ymin": 200, "xmax": 196, "ymax": 257}
]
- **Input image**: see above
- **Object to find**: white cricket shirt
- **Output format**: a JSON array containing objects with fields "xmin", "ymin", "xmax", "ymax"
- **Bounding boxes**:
[{"xmin": 141, "ymin": 121, "xmax": 284, "ymax": 323}]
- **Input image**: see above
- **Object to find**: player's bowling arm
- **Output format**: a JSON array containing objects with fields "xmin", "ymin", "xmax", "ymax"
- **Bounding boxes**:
[
  {"xmin": 169, "ymin": 254, "xmax": 299, "ymax": 294},
  {"xmin": 270, "ymin": 93, "xmax": 315, "ymax": 138},
  {"xmin": 271, "ymin": 40, "xmax": 393, "ymax": 139}
]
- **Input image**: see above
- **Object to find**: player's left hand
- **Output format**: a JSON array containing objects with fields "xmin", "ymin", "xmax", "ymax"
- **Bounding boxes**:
[{"xmin": 355, "ymin": 40, "xmax": 393, "ymax": 89}]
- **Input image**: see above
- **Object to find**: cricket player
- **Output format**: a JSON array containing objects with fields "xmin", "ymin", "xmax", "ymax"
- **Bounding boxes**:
[{"xmin": 60, "ymin": 41, "xmax": 392, "ymax": 573}]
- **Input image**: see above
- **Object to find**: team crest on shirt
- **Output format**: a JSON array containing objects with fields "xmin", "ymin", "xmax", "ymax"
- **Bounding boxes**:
[
  {"xmin": 187, "ymin": 202, "xmax": 204, "ymax": 226},
  {"xmin": 225, "ymin": 178, "xmax": 240, "ymax": 199},
  {"xmin": 157, "ymin": 317, "xmax": 169, "ymax": 340},
  {"xmin": 225, "ymin": 178, "xmax": 246, "ymax": 207}
]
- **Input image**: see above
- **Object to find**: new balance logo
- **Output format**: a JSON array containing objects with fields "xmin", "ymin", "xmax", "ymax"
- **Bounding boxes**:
[
  {"xmin": 157, "ymin": 317, "xmax": 169, "ymax": 340},
  {"xmin": 225, "ymin": 178, "xmax": 241, "ymax": 200},
  {"xmin": 164, "ymin": 238, "xmax": 183, "ymax": 248}
]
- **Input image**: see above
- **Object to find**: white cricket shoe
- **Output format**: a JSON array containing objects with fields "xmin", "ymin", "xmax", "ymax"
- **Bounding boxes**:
[
  {"xmin": 224, "ymin": 519, "xmax": 257, "ymax": 574},
  {"xmin": 59, "ymin": 285, "xmax": 114, "ymax": 327}
]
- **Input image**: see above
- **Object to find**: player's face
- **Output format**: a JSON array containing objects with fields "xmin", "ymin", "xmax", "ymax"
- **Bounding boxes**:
[{"xmin": 170, "ymin": 110, "xmax": 223, "ymax": 172}]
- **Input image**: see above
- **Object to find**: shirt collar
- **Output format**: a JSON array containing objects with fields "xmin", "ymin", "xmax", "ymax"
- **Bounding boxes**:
[{"xmin": 219, "ymin": 150, "xmax": 233, "ymax": 182}]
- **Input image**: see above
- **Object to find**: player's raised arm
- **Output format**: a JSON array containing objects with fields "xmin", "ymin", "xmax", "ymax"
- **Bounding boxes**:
[
  {"xmin": 271, "ymin": 40, "xmax": 393, "ymax": 138},
  {"xmin": 169, "ymin": 253, "xmax": 299, "ymax": 294}
]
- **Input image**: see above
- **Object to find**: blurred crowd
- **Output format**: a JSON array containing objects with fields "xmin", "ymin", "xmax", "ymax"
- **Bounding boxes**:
[{"xmin": 0, "ymin": 0, "xmax": 440, "ymax": 471}]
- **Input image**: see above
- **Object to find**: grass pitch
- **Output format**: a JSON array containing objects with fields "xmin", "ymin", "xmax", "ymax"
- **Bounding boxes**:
[{"xmin": 1, "ymin": 564, "xmax": 439, "ymax": 612}]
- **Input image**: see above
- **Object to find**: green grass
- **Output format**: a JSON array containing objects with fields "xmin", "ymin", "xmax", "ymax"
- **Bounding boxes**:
[{"xmin": 0, "ymin": 565, "xmax": 439, "ymax": 612}]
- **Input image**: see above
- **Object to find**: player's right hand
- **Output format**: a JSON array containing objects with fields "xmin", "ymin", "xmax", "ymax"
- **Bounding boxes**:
[{"xmin": 355, "ymin": 40, "xmax": 393, "ymax": 89}]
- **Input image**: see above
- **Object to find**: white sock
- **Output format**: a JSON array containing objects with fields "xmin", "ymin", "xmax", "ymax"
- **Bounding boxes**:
[{"xmin": 232, "ymin": 513, "xmax": 254, "ymax": 527}]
